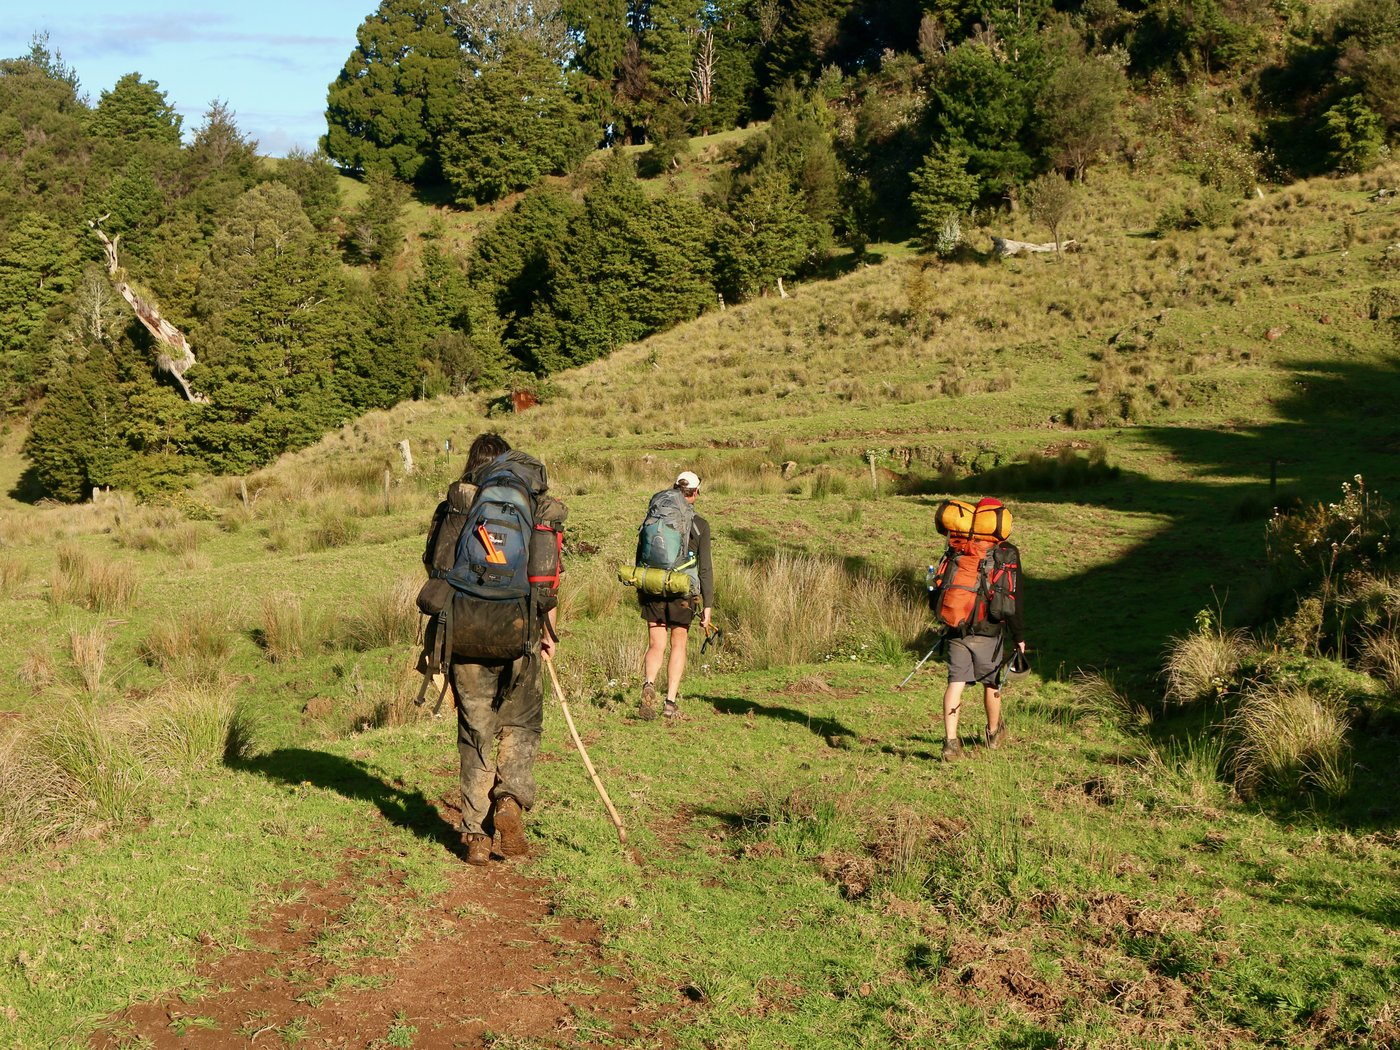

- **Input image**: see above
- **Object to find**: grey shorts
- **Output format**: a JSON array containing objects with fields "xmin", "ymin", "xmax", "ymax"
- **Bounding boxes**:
[{"xmin": 947, "ymin": 632, "xmax": 1005, "ymax": 686}]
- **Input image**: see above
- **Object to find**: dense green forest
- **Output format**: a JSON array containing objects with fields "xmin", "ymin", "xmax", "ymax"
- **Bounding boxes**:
[{"xmin": 2, "ymin": 0, "xmax": 1397, "ymax": 501}]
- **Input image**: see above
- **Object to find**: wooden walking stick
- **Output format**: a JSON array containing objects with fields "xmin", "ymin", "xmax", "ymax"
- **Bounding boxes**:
[{"xmin": 542, "ymin": 650, "xmax": 627, "ymax": 845}]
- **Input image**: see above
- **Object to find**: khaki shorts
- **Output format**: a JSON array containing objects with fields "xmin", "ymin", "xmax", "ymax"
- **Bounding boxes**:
[{"xmin": 947, "ymin": 632, "xmax": 1005, "ymax": 686}]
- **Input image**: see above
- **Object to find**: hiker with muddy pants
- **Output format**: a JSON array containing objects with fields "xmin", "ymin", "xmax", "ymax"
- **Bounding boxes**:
[
  {"xmin": 926, "ymin": 497, "xmax": 1025, "ymax": 761},
  {"xmin": 419, "ymin": 433, "xmax": 566, "ymax": 866},
  {"xmin": 635, "ymin": 471, "xmax": 713, "ymax": 721}
]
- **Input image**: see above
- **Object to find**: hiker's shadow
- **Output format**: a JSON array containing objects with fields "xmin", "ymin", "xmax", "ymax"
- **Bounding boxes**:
[
  {"xmin": 236, "ymin": 748, "xmax": 461, "ymax": 854},
  {"xmin": 704, "ymin": 695, "xmax": 857, "ymax": 741}
]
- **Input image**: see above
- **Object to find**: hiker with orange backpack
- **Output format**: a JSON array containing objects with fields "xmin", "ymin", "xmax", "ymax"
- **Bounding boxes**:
[{"xmin": 926, "ymin": 496, "xmax": 1026, "ymax": 761}]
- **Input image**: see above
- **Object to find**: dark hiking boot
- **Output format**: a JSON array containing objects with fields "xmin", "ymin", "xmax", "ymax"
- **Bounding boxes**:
[
  {"xmin": 663, "ymin": 698, "xmax": 679, "ymax": 720},
  {"xmin": 987, "ymin": 721, "xmax": 1009, "ymax": 749},
  {"xmin": 941, "ymin": 737, "xmax": 964, "ymax": 762},
  {"xmin": 493, "ymin": 796, "xmax": 528, "ymax": 858},
  {"xmin": 639, "ymin": 681, "xmax": 658, "ymax": 721},
  {"xmin": 463, "ymin": 833, "xmax": 491, "ymax": 866}
]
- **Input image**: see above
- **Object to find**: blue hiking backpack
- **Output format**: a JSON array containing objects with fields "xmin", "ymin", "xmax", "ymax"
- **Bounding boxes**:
[
  {"xmin": 635, "ymin": 488, "xmax": 699, "ymax": 597},
  {"xmin": 440, "ymin": 451, "xmax": 549, "ymax": 662}
]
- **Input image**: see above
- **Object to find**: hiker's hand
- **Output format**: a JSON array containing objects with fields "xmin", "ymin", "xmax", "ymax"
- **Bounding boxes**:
[
  {"xmin": 701, "ymin": 608, "xmax": 712, "ymax": 630},
  {"xmin": 541, "ymin": 633, "xmax": 556, "ymax": 658},
  {"xmin": 1016, "ymin": 640, "xmax": 1026, "ymax": 652}
]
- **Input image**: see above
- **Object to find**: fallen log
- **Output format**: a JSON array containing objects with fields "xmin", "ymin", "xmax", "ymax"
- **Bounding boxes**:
[{"xmin": 991, "ymin": 236, "xmax": 1079, "ymax": 257}]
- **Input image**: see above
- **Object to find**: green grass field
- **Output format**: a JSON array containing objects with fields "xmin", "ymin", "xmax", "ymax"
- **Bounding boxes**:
[{"xmin": 1, "ymin": 158, "xmax": 1398, "ymax": 1047}]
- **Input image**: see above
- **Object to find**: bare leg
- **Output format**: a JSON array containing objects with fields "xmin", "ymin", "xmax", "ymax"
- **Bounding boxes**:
[
  {"xmin": 984, "ymin": 685, "xmax": 1003, "ymax": 736},
  {"xmin": 665, "ymin": 625, "xmax": 689, "ymax": 703},
  {"xmin": 643, "ymin": 623, "xmax": 668, "ymax": 685},
  {"xmin": 943, "ymin": 680, "xmax": 967, "ymax": 741}
]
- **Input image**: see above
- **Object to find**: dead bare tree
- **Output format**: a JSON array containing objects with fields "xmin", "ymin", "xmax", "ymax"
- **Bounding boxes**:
[
  {"xmin": 89, "ymin": 216, "xmax": 208, "ymax": 403},
  {"xmin": 690, "ymin": 29, "xmax": 715, "ymax": 107}
]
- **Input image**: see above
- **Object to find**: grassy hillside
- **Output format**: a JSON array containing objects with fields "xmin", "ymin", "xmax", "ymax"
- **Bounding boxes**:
[{"xmin": 1, "ymin": 159, "xmax": 1398, "ymax": 1047}]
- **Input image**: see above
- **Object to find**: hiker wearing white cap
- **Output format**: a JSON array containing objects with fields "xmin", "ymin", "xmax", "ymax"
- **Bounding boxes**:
[{"xmin": 634, "ymin": 471, "xmax": 713, "ymax": 720}]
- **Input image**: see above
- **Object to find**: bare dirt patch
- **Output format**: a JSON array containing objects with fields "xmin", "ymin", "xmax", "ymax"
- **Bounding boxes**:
[{"xmin": 91, "ymin": 808, "xmax": 684, "ymax": 1049}]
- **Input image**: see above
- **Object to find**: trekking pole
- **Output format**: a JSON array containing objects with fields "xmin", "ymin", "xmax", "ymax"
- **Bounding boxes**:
[
  {"xmin": 542, "ymin": 650, "xmax": 628, "ymax": 846},
  {"xmin": 895, "ymin": 645, "xmax": 941, "ymax": 690}
]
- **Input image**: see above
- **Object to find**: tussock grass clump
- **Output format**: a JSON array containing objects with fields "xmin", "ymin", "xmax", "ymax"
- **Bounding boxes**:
[
  {"xmin": 307, "ymin": 513, "xmax": 363, "ymax": 551},
  {"xmin": 558, "ymin": 556, "xmax": 626, "ymax": 622},
  {"xmin": 18, "ymin": 649, "xmax": 54, "ymax": 692},
  {"xmin": 1225, "ymin": 684, "xmax": 1353, "ymax": 802},
  {"xmin": 935, "ymin": 446, "xmax": 1118, "ymax": 495},
  {"xmin": 557, "ymin": 619, "xmax": 648, "ymax": 703},
  {"xmin": 719, "ymin": 553, "xmax": 923, "ymax": 671},
  {"xmin": 1358, "ymin": 628, "xmax": 1400, "ymax": 692},
  {"xmin": 122, "ymin": 683, "xmax": 242, "ymax": 772},
  {"xmin": 49, "ymin": 543, "xmax": 140, "ymax": 612},
  {"xmin": 741, "ymin": 781, "xmax": 852, "ymax": 859},
  {"xmin": 0, "ymin": 698, "xmax": 149, "ymax": 849},
  {"xmin": 0, "ymin": 684, "xmax": 249, "ymax": 851},
  {"xmin": 68, "ymin": 622, "xmax": 109, "ymax": 694},
  {"xmin": 1162, "ymin": 623, "xmax": 1252, "ymax": 704},
  {"xmin": 339, "ymin": 576, "xmax": 421, "ymax": 651},
  {"xmin": 0, "ymin": 555, "xmax": 31, "ymax": 596},
  {"xmin": 1072, "ymin": 670, "xmax": 1152, "ymax": 728},
  {"xmin": 113, "ymin": 505, "xmax": 205, "ymax": 555},
  {"xmin": 257, "ymin": 594, "xmax": 324, "ymax": 663},
  {"xmin": 138, "ymin": 611, "xmax": 234, "ymax": 684}
]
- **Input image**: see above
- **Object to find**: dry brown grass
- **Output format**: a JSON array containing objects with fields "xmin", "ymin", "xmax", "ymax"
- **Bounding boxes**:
[
  {"xmin": 0, "ymin": 554, "xmax": 30, "ymax": 596},
  {"xmin": 339, "ymin": 575, "xmax": 421, "ymax": 651},
  {"xmin": 67, "ymin": 622, "xmax": 109, "ymax": 694},
  {"xmin": 49, "ymin": 543, "xmax": 140, "ymax": 613},
  {"xmin": 138, "ymin": 610, "xmax": 236, "ymax": 685}
]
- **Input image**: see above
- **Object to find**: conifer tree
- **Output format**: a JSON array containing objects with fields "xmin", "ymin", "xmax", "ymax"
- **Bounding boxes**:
[
  {"xmin": 90, "ymin": 72, "xmax": 183, "ymax": 146},
  {"xmin": 325, "ymin": 0, "xmax": 463, "ymax": 184}
]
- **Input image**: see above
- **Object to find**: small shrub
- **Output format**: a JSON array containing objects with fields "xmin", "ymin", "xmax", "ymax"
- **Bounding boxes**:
[{"xmin": 1225, "ymin": 683, "xmax": 1352, "ymax": 802}]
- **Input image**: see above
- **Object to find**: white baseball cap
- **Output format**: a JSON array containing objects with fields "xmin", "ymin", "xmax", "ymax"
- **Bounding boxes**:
[{"xmin": 676, "ymin": 470, "xmax": 701, "ymax": 491}]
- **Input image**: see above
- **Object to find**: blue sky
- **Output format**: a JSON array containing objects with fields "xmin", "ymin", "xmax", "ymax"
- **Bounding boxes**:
[{"xmin": 1, "ymin": 2, "xmax": 373, "ymax": 157}]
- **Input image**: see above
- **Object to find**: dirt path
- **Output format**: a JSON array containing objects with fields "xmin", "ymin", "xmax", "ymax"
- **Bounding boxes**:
[{"xmin": 91, "ymin": 803, "xmax": 682, "ymax": 1049}]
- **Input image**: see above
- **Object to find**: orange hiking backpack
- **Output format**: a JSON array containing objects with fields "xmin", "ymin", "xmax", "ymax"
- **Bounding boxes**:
[
  {"xmin": 929, "ymin": 537, "xmax": 995, "ymax": 629},
  {"xmin": 928, "ymin": 497, "xmax": 1020, "ymax": 630}
]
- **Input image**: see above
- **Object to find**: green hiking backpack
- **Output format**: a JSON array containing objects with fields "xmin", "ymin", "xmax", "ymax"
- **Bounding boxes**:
[{"xmin": 629, "ymin": 488, "xmax": 698, "ymax": 597}]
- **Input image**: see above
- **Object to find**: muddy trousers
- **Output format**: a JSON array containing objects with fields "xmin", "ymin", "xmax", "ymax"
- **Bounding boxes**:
[{"xmin": 449, "ymin": 655, "xmax": 543, "ymax": 837}]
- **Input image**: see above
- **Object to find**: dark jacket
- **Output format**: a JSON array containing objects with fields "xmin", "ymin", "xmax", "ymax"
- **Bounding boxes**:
[{"xmin": 691, "ymin": 513, "xmax": 714, "ymax": 609}]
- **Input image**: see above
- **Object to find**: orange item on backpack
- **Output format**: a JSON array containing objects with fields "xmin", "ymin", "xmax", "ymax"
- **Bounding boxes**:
[{"xmin": 934, "ymin": 497, "xmax": 1013, "ymax": 541}]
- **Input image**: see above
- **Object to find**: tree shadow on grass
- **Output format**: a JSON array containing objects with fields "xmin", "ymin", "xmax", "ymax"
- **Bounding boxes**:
[
  {"xmin": 701, "ymin": 694, "xmax": 858, "ymax": 742},
  {"xmin": 235, "ymin": 747, "xmax": 463, "ymax": 855}
]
